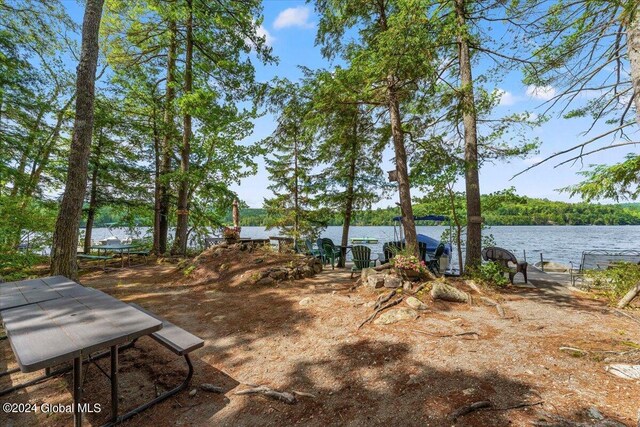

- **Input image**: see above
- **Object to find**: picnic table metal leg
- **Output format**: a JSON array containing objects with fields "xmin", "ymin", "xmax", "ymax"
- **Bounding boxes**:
[
  {"xmin": 110, "ymin": 345, "xmax": 118, "ymax": 422},
  {"xmin": 73, "ymin": 356, "xmax": 82, "ymax": 427}
]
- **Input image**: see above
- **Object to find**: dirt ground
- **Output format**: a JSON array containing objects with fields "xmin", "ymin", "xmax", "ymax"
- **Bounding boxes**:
[{"xmin": 2, "ymin": 248, "xmax": 640, "ymax": 426}]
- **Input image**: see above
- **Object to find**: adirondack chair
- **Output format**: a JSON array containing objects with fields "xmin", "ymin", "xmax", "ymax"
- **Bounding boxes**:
[
  {"xmin": 481, "ymin": 246, "xmax": 528, "ymax": 284},
  {"xmin": 426, "ymin": 243, "xmax": 445, "ymax": 276},
  {"xmin": 350, "ymin": 245, "xmax": 377, "ymax": 278},
  {"xmin": 381, "ymin": 241, "xmax": 405, "ymax": 264},
  {"xmin": 305, "ymin": 239, "xmax": 321, "ymax": 258},
  {"xmin": 321, "ymin": 238, "xmax": 343, "ymax": 269}
]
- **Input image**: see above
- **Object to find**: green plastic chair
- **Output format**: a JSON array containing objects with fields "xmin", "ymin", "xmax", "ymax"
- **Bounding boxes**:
[
  {"xmin": 322, "ymin": 242, "xmax": 343, "ymax": 269},
  {"xmin": 350, "ymin": 245, "xmax": 377, "ymax": 278},
  {"xmin": 305, "ymin": 239, "xmax": 321, "ymax": 258}
]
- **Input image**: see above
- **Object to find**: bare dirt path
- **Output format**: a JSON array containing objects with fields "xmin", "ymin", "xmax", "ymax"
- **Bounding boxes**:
[{"xmin": 1, "ymin": 257, "xmax": 639, "ymax": 426}]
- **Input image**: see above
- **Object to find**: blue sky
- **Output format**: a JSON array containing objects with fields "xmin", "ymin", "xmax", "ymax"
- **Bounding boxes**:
[
  {"xmin": 63, "ymin": 1, "xmax": 637, "ymax": 208},
  {"xmin": 229, "ymin": 1, "xmax": 637, "ymax": 208}
]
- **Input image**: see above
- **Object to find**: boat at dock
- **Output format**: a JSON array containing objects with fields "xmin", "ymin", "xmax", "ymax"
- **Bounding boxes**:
[{"xmin": 533, "ymin": 260, "xmax": 571, "ymax": 273}]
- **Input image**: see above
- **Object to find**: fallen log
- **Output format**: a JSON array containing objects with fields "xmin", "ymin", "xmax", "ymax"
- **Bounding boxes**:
[
  {"xmin": 200, "ymin": 383, "xmax": 225, "ymax": 393},
  {"xmin": 431, "ymin": 282, "xmax": 469, "ymax": 303},
  {"xmin": 450, "ymin": 401, "xmax": 492, "ymax": 421},
  {"xmin": 358, "ymin": 296, "xmax": 403, "ymax": 329},
  {"xmin": 373, "ymin": 263, "xmax": 392, "ymax": 271},
  {"xmin": 618, "ymin": 282, "xmax": 640, "ymax": 309},
  {"xmin": 235, "ymin": 386, "xmax": 296, "ymax": 404},
  {"xmin": 414, "ymin": 329, "xmax": 479, "ymax": 339}
]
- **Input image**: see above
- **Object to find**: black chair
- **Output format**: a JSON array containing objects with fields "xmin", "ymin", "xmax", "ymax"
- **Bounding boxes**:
[{"xmin": 426, "ymin": 243, "xmax": 445, "ymax": 276}]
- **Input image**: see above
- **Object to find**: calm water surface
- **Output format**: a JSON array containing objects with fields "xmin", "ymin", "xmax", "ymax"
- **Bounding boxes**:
[{"xmin": 91, "ymin": 225, "xmax": 640, "ymax": 266}]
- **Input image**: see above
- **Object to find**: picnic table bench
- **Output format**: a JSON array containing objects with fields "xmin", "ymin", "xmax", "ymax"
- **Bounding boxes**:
[
  {"xmin": 570, "ymin": 250, "xmax": 640, "ymax": 287},
  {"xmin": 77, "ymin": 253, "xmax": 113, "ymax": 271},
  {"xmin": 0, "ymin": 276, "xmax": 204, "ymax": 426}
]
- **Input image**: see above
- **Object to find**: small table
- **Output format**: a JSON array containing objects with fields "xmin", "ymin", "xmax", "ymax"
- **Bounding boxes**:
[
  {"xmin": 90, "ymin": 244, "xmax": 138, "ymax": 268},
  {"xmin": 1, "ymin": 280, "xmax": 162, "ymax": 426}
]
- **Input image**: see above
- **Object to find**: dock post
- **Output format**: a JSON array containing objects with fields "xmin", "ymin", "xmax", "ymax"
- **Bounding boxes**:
[{"xmin": 540, "ymin": 253, "xmax": 544, "ymax": 272}]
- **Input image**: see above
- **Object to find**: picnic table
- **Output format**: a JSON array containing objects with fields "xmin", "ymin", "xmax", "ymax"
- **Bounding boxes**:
[
  {"xmin": 0, "ymin": 276, "xmax": 203, "ymax": 426},
  {"xmin": 90, "ymin": 244, "xmax": 141, "ymax": 268}
]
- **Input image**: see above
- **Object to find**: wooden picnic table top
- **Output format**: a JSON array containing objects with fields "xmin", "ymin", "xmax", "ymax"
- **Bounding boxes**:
[
  {"xmin": 0, "ymin": 275, "xmax": 92, "ymax": 311},
  {"xmin": 0, "ymin": 278, "xmax": 162, "ymax": 372}
]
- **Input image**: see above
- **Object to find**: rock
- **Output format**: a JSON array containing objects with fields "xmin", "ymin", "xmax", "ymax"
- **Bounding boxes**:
[
  {"xmin": 605, "ymin": 364, "xmax": 640, "ymax": 379},
  {"xmin": 374, "ymin": 263, "xmax": 392, "ymax": 271},
  {"xmin": 302, "ymin": 266, "xmax": 314, "ymax": 277},
  {"xmin": 373, "ymin": 307, "xmax": 418, "ymax": 325},
  {"xmin": 587, "ymin": 407, "xmax": 605, "ymax": 421},
  {"xmin": 269, "ymin": 270, "xmax": 288, "ymax": 281},
  {"xmin": 218, "ymin": 242, "xmax": 229, "ymax": 248},
  {"xmin": 254, "ymin": 258, "xmax": 264, "ymax": 264},
  {"xmin": 402, "ymin": 281, "xmax": 413, "ymax": 291},
  {"xmin": 366, "ymin": 274, "xmax": 385, "ymax": 289},
  {"xmin": 255, "ymin": 277, "xmax": 275, "ymax": 286},
  {"xmin": 361, "ymin": 268, "xmax": 376, "ymax": 282},
  {"xmin": 383, "ymin": 274, "xmax": 402, "ymax": 289},
  {"xmin": 299, "ymin": 297, "xmax": 313, "ymax": 306},
  {"xmin": 430, "ymin": 282, "xmax": 469, "ymax": 303},
  {"xmin": 462, "ymin": 387, "xmax": 476, "ymax": 396},
  {"xmin": 405, "ymin": 296, "xmax": 428, "ymax": 310},
  {"xmin": 189, "ymin": 388, "xmax": 197, "ymax": 397},
  {"xmin": 312, "ymin": 263, "xmax": 323, "ymax": 273},
  {"xmin": 200, "ymin": 384, "xmax": 224, "ymax": 393}
]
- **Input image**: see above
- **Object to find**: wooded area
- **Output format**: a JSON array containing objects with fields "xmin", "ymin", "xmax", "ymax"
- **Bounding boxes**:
[{"xmin": 1, "ymin": 0, "xmax": 640, "ymax": 278}]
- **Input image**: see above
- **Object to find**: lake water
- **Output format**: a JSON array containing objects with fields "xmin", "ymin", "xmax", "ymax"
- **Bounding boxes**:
[{"xmin": 90, "ymin": 225, "xmax": 640, "ymax": 267}]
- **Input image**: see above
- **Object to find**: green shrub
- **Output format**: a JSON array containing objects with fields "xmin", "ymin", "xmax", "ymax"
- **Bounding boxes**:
[
  {"xmin": 471, "ymin": 261, "xmax": 510, "ymax": 287},
  {"xmin": 586, "ymin": 262, "xmax": 640, "ymax": 301}
]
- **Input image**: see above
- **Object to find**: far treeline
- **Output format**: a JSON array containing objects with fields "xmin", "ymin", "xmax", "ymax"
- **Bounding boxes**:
[{"xmin": 224, "ymin": 199, "xmax": 640, "ymax": 227}]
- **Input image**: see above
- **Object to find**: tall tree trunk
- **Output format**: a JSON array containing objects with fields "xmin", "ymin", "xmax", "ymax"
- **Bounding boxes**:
[
  {"xmin": 627, "ymin": 9, "xmax": 640, "ymax": 125},
  {"xmin": 294, "ymin": 135, "xmax": 299, "ymax": 238},
  {"xmin": 50, "ymin": 0, "xmax": 104, "ymax": 280},
  {"xmin": 339, "ymin": 114, "xmax": 358, "ymax": 268},
  {"xmin": 172, "ymin": 1, "xmax": 193, "ymax": 256},
  {"xmin": 158, "ymin": 19, "xmax": 177, "ymax": 255},
  {"xmin": 152, "ymin": 111, "xmax": 161, "ymax": 254},
  {"xmin": 83, "ymin": 130, "xmax": 103, "ymax": 254},
  {"xmin": 455, "ymin": 0, "xmax": 482, "ymax": 271},
  {"xmin": 387, "ymin": 82, "xmax": 418, "ymax": 255},
  {"xmin": 376, "ymin": 4, "xmax": 417, "ymax": 255}
]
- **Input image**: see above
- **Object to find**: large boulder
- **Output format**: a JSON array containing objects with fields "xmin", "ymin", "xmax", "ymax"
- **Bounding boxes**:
[
  {"xmin": 374, "ymin": 308, "xmax": 418, "ymax": 325},
  {"xmin": 405, "ymin": 296, "xmax": 428, "ymax": 310},
  {"xmin": 383, "ymin": 274, "xmax": 402, "ymax": 289},
  {"xmin": 366, "ymin": 274, "xmax": 385, "ymax": 289},
  {"xmin": 361, "ymin": 267, "xmax": 376, "ymax": 282}
]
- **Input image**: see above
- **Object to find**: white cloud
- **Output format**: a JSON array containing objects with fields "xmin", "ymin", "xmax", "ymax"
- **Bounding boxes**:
[
  {"xmin": 245, "ymin": 23, "xmax": 274, "ymax": 50},
  {"xmin": 526, "ymin": 85, "xmax": 556, "ymax": 101},
  {"xmin": 273, "ymin": 6, "xmax": 314, "ymax": 30},
  {"xmin": 256, "ymin": 24, "xmax": 274, "ymax": 46},
  {"xmin": 497, "ymin": 89, "xmax": 517, "ymax": 106}
]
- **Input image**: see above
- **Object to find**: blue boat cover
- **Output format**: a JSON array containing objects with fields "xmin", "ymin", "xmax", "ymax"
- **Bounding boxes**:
[{"xmin": 416, "ymin": 234, "xmax": 451, "ymax": 256}]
